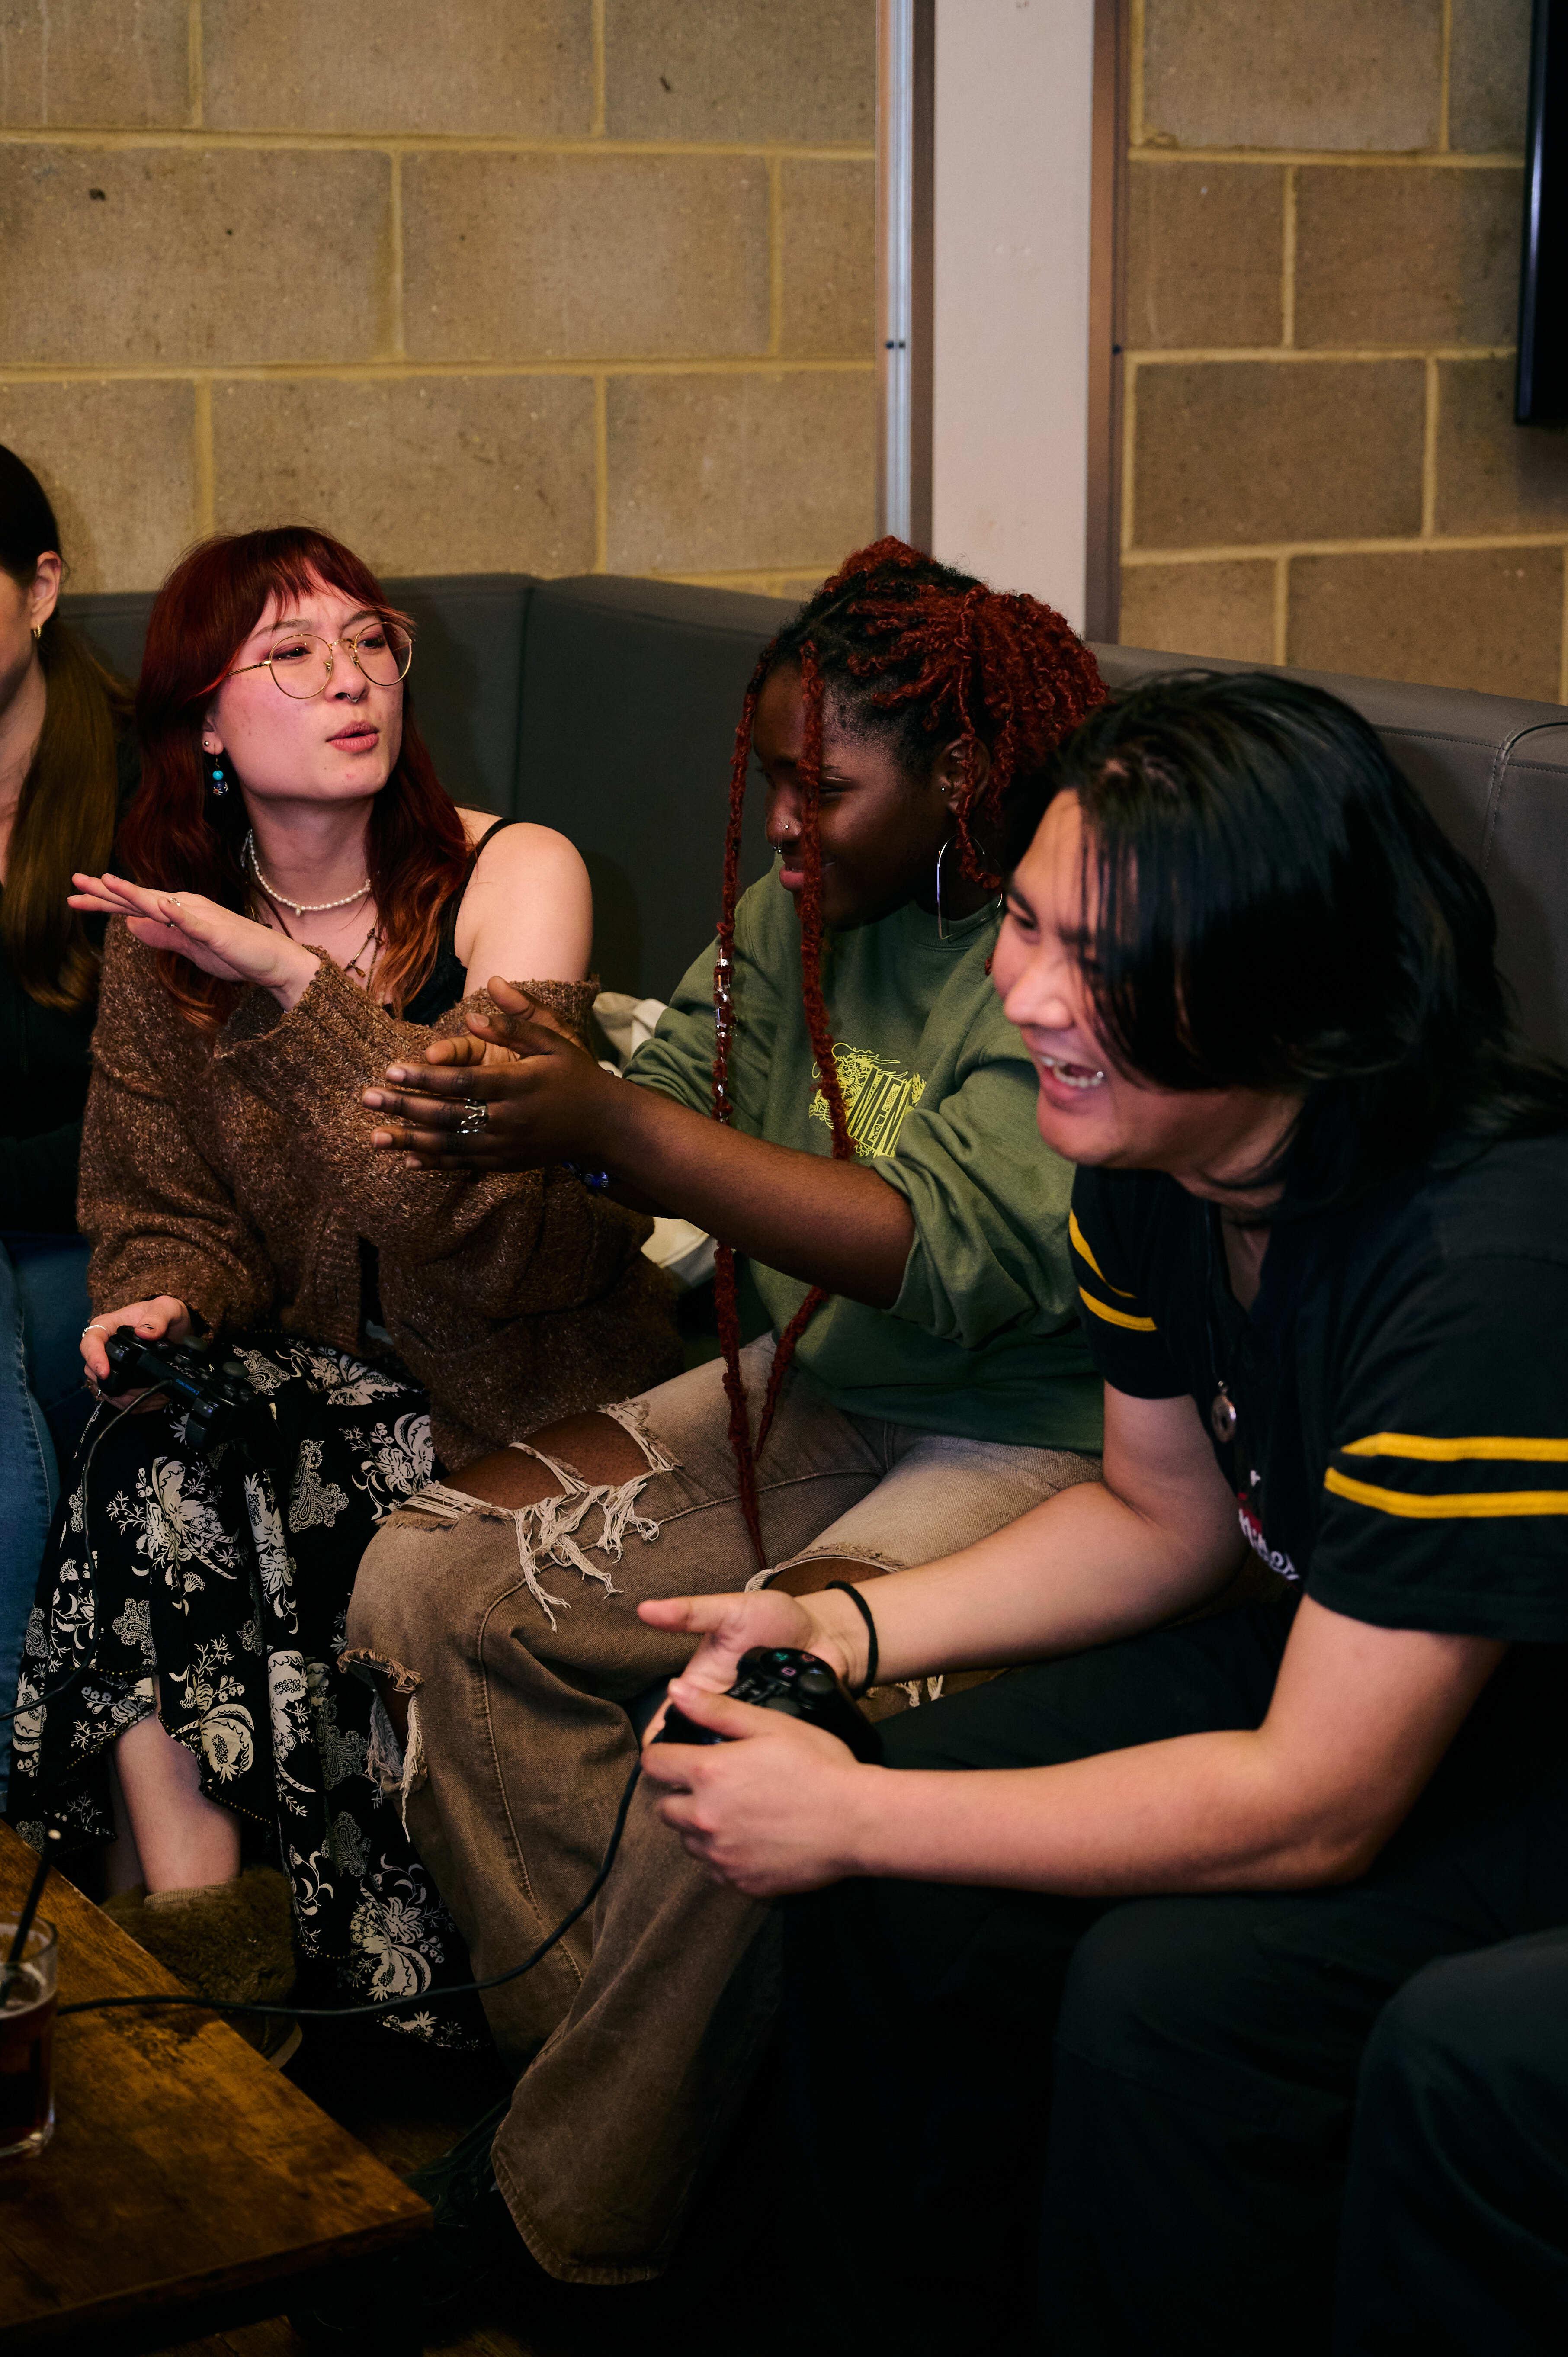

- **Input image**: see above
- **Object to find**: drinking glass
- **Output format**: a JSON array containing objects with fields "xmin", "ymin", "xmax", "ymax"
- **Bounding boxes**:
[{"xmin": 0, "ymin": 1919, "xmax": 57, "ymax": 2158}]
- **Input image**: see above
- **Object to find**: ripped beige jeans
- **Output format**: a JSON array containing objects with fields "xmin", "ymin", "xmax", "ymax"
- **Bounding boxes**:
[{"xmin": 343, "ymin": 1336, "xmax": 1099, "ymax": 2284}]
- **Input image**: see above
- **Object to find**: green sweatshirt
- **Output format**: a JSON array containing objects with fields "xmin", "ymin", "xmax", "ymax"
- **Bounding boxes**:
[{"xmin": 626, "ymin": 875, "xmax": 1102, "ymax": 1450}]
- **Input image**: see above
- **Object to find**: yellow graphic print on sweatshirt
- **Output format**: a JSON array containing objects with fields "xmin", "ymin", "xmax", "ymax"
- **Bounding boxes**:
[{"xmin": 809, "ymin": 1044, "xmax": 927, "ymax": 1160}]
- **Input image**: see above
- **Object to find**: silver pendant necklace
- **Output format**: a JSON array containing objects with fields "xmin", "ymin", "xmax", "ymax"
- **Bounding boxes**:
[
  {"xmin": 1205, "ymin": 1210, "xmax": 1241, "ymax": 1445},
  {"xmin": 245, "ymin": 828, "xmax": 370, "ymax": 914}
]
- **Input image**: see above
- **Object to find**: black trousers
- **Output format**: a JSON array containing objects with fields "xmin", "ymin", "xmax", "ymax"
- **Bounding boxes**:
[
  {"xmin": 779, "ymin": 1602, "xmax": 1568, "ymax": 2357},
  {"xmin": 1334, "ymin": 1927, "xmax": 1568, "ymax": 2356}
]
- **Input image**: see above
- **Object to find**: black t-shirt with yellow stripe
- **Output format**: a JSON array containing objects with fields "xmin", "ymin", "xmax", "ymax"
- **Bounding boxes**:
[{"xmin": 1069, "ymin": 1135, "xmax": 1568, "ymax": 1644}]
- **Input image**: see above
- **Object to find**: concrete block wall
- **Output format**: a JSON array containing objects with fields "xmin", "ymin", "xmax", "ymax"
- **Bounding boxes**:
[
  {"xmin": 0, "ymin": 0, "xmax": 875, "ymax": 599},
  {"xmin": 1119, "ymin": 0, "xmax": 1568, "ymax": 700}
]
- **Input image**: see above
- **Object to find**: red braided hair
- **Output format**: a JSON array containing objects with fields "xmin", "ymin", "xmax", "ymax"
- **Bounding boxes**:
[{"xmin": 712, "ymin": 539, "xmax": 1106, "ymax": 1570}]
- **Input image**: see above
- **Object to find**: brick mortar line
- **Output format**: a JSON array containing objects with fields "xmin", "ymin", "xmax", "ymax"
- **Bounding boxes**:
[
  {"xmin": 1129, "ymin": 0, "xmax": 1146, "ymax": 148},
  {"xmin": 1123, "ymin": 345, "xmax": 1517, "ymax": 365},
  {"xmin": 1559, "ymin": 562, "xmax": 1568, "ymax": 706},
  {"xmin": 768, "ymin": 157, "xmax": 784, "ymax": 357},
  {"xmin": 657, "ymin": 566, "xmax": 837, "ymax": 584},
  {"xmin": 1420, "ymin": 358, "xmax": 1440, "ymax": 536},
  {"xmin": 1280, "ymin": 167, "xmax": 1296, "ymax": 349},
  {"xmin": 1272, "ymin": 556, "xmax": 1289, "ymax": 665},
  {"xmin": 655, "ymin": 567, "xmax": 843, "ymax": 588},
  {"xmin": 1120, "ymin": 357, "xmax": 1139, "ymax": 556},
  {"xmin": 590, "ymin": 0, "xmax": 607, "ymax": 140},
  {"xmin": 192, "ymin": 378, "xmax": 214, "ymax": 535},
  {"xmin": 187, "ymin": 0, "xmax": 202, "ymax": 130},
  {"xmin": 1127, "ymin": 147, "xmax": 1521, "ymax": 169},
  {"xmin": 0, "ymin": 358, "xmax": 877, "ymax": 382},
  {"xmin": 593, "ymin": 376, "xmax": 609, "ymax": 573},
  {"xmin": 388, "ymin": 153, "xmax": 404, "ymax": 361},
  {"xmin": 1438, "ymin": 0, "xmax": 1453, "ymax": 154},
  {"xmin": 1123, "ymin": 537, "xmax": 1568, "ymax": 563},
  {"xmin": 0, "ymin": 129, "xmax": 875, "ymax": 160}
]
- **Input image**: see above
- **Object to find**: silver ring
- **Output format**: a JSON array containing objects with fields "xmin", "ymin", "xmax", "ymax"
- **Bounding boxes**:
[
  {"xmin": 454, "ymin": 1100, "xmax": 489, "ymax": 1137},
  {"xmin": 81, "ymin": 1323, "xmax": 110, "ymax": 1338}
]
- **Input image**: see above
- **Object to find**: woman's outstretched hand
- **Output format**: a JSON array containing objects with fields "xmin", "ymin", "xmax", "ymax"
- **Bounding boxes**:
[
  {"xmin": 70, "ymin": 873, "xmax": 319, "ymax": 1007},
  {"xmin": 362, "ymin": 976, "xmax": 619, "ymax": 1169}
]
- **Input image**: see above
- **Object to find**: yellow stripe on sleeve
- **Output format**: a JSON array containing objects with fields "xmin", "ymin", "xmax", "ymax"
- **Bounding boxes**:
[
  {"xmin": 1324, "ymin": 1468, "xmax": 1568, "ymax": 1519},
  {"xmin": 1341, "ymin": 1433, "xmax": 1568, "ymax": 1463},
  {"xmin": 1068, "ymin": 1210, "xmax": 1136, "ymax": 1297},
  {"xmin": 1078, "ymin": 1286, "xmax": 1159, "ymax": 1333}
]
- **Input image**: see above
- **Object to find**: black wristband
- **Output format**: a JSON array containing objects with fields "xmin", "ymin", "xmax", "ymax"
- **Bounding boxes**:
[{"xmin": 824, "ymin": 1580, "xmax": 879, "ymax": 1697}]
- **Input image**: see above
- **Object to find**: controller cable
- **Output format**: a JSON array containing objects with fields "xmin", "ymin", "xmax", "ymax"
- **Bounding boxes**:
[
  {"xmin": 56, "ymin": 1753, "xmax": 644, "ymax": 2028},
  {"xmin": 4, "ymin": 1392, "xmax": 649, "ymax": 2030}
]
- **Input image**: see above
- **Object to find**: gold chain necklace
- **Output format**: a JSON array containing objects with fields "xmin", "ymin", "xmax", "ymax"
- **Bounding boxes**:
[
  {"xmin": 251, "ymin": 873, "xmax": 381, "ymax": 989},
  {"xmin": 340, "ymin": 920, "xmax": 382, "ymax": 984}
]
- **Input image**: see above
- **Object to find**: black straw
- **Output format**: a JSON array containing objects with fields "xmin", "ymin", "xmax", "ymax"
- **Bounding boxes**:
[{"xmin": 2, "ymin": 1830, "xmax": 59, "ymax": 2004}]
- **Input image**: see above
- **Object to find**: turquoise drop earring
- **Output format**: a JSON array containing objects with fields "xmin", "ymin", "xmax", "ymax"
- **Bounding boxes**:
[{"xmin": 209, "ymin": 754, "xmax": 228, "ymax": 796}]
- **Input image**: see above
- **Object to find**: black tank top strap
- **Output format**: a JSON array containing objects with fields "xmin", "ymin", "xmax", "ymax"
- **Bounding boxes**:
[
  {"xmin": 469, "ymin": 816, "xmax": 512, "ymax": 863},
  {"xmin": 398, "ymin": 817, "xmax": 516, "ymax": 1028}
]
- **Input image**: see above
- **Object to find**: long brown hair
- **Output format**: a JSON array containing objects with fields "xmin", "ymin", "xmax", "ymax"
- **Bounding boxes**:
[
  {"xmin": 119, "ymin": 527, "xmax": 470, "ymax": 1031},
  {"xmin": 714, "ymin": 539, "xmax": 1107, "ymax": 1567},
  {"xmin": 0, "ymin": 443, "xmax": 129, "ymax": 1010}
]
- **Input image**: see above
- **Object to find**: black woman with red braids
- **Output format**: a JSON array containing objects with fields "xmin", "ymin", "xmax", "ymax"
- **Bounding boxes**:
[{"xmin": 335, "ymin": 542, "xmax": 1108, "ymax": 2318}]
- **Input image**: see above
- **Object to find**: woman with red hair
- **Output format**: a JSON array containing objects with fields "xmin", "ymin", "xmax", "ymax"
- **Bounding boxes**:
[{"xmin": 8, "ymin": 527, "xmax": 677, "ymax": 2048}]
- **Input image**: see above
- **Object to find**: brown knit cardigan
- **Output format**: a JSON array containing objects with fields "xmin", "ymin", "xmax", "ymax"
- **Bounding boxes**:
[{"xmin": 79, "ymin": 922, "xmax": 681, "ymax": 1467}]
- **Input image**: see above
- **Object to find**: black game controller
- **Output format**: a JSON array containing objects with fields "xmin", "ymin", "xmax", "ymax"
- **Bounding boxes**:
[
  {"xmin": 654, "ymin": 1646, "xmax": 882, "ymax": 1763},
  {"xmin": 102, "ymin": 1327, "xmax": 273, "ymax": 1454}
]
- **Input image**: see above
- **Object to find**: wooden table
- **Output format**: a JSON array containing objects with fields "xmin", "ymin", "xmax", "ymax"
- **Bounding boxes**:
[{"xmin": 0, "ymin": 1824, "xmax": 430, "ymax": 2354}]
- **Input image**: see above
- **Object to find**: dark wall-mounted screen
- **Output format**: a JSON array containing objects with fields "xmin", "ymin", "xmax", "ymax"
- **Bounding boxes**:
[{"xmin": 1518, "ymin": 0, "xmax": 1568, "ymax": 422}]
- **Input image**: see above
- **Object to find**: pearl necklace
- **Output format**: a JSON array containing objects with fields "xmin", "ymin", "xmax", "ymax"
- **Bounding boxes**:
[{"xmin": 245, "ymin": 828, "xmax": 370, "ymax": 915}]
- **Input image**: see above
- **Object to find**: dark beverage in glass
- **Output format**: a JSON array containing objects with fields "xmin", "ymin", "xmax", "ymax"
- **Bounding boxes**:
[{"xmin": 0, "ymin": 1920, "xmax": 57, "ymax": 2159}]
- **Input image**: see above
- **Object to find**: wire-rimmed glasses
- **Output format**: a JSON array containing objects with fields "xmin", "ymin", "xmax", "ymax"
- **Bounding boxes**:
[{"xmin": 230, "ymin": 617, "xmax": 413, "ymax": 701}]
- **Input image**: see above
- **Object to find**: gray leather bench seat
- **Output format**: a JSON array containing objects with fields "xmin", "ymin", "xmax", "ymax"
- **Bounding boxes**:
[
  {"xmin": 63, "ymin": 577, "xmax": 1568, "ymax": 1059},
  {"xmin": 1098, "ymin": 646, "xmax": 1568, "ymax": 1069}
]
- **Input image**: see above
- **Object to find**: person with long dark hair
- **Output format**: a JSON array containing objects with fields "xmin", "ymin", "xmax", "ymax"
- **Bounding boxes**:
[
  {"xmin": 332, "ymin": 542, "xmax": 1108, "ymax": 2293},
  {"xmin": 631, "ymin": 671, "xmax": 1568, "ymax": 2354},
  {"xmin": 8, "ymin": 526, "xmax": 677, "ymax": 2050},
  {"xmin": 0, "ymin": 443, "xmax": 132, "ymax": 1808}
]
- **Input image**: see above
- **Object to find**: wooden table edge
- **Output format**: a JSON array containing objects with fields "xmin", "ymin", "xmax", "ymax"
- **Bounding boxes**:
[
  {"xmin": 0, "ymin": 1826, "xmax": 436, "ymax": 2355},
  {"xmin": 0, "ymin": 2200, "xmax": 431, "ymax": 2354}
]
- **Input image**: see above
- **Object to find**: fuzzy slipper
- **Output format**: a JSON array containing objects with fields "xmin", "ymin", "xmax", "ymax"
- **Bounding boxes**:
[{"xmin": 103, "ymin": 1866, "xmax": 301, "ymax": 2066}]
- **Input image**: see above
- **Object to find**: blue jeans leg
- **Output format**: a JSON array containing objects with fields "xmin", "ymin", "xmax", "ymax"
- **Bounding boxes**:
[
  {"xmin": 0, "ymin": 1237, "xmax": 81, "ymax": 1805},
  {"xmin": 5, "ymin": 1232, "xmax": 94, "ymax": 1469}
]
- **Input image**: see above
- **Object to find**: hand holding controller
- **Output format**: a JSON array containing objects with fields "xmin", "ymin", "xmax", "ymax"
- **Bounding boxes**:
[
  {"xmin": 101, "ymin": 1328, "xmax": 273, "ymax": 1453},
  {"xmin": 655, "ymin": 1645, "xmax": 882, "ymax": 1764}
]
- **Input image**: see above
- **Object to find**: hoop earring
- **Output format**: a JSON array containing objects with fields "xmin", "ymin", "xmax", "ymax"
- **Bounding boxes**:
[
  {"xmin": 31, "ymin": 623, "xmax": 41, "ymax": 641},
  {"xmin": 208, "ymin": 755, "xmax": 229, "ymax": 798},
  {"xmin": 935, "ymin": 838, "xmax": 951, "ymax": 941}
]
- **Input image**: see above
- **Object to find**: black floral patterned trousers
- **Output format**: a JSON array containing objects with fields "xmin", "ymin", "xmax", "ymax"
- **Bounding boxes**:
[{"xmin": 9, "ymin": 1333, "xmax": 477, "ymax": 2043}]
